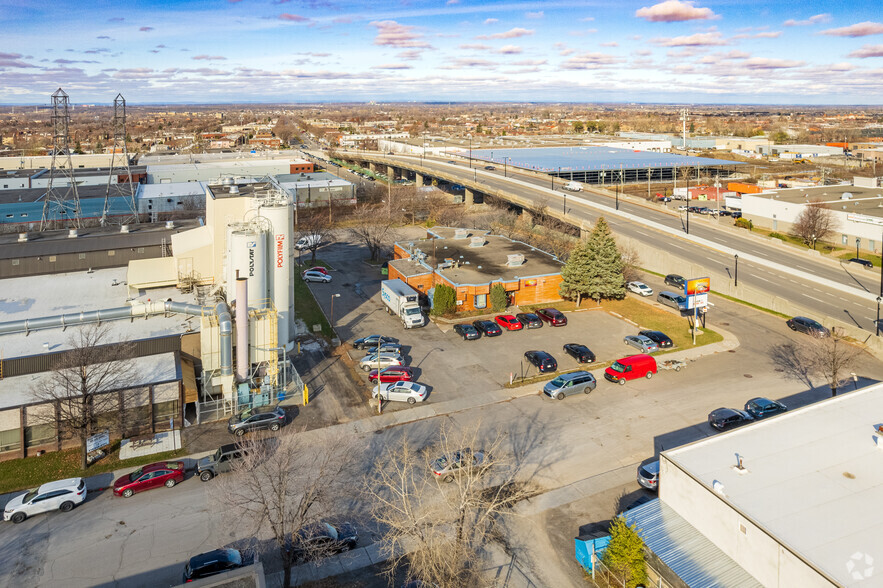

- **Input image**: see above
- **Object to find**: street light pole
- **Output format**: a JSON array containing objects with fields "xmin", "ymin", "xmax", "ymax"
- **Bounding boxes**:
[
  {"xmin": 468, "ymin": 135, "xmax": 472, "ymax": 169},
  {"xmin": 563, "ymin": 190, "xmax": 567, "ymax": 216},
  {"xmin": 877, "ymin": 296, "xmax": 881, "ymax": 336},
  {"xmin": 856, "ymin": 237, "xmax": 861, "ymax": 260},
  {"xmin": 330, "ymin": 293, "xmax": 341, "ymax": 332},
  {"xmin": 734, "ymin": 254, "xmax": 739, "ymax": 287},
  {"xmin": 504, "ymin": 157, "xmax": 507, "ymax": 177}
]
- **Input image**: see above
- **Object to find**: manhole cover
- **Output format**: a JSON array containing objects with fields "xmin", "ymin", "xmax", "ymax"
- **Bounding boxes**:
[{"xmin": 744, "ymin": 374, "xmax": 753, "ymax": 378}]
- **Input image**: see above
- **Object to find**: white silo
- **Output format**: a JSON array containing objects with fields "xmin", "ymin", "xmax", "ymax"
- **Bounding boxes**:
[
  {"xmin": 260, "ymin": 203, "xmax": 293, "ymax": 351},
  {"xmin": 227, "ymin": 228, "xmax": 268, "ymax": 307}
]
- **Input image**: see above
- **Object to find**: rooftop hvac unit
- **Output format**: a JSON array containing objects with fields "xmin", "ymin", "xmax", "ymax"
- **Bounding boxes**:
[
  {"xmin": 454, "ymin": 228, "xmax": 469, "ymax": 239},
  {"xmin": 469, "ymin": 236, "xmax": 486, "ymax": 248},
  {"xmin": 221, "ymin": 177, "xmax": 234, "ymax": 185},
  {"xmin": 507, "ymin": 254, "xmax": 525, "ymax": 267},
  {"xmin": 229, "ymin": 185, "xmax": 240, "ymax": 195}
]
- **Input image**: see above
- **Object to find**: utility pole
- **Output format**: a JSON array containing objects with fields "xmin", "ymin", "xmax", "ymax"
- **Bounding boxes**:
[{"xmin": 681, "ymin": 108, "xmax": 688, "ymax": 151}]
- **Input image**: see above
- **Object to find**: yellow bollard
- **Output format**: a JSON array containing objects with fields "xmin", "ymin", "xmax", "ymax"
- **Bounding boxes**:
[{"xmin": 303, "ymin": 385, "xmax": 309, "ymax": 405}]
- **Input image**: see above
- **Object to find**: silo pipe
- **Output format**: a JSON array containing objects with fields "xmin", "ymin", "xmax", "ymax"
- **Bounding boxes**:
[{"xmin": 215, "ymin": 301, "xmax": 234, "ymax": 378}]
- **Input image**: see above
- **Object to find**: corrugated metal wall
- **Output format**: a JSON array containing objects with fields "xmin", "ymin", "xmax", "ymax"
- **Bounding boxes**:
[{"xmin": 0, "ymin": 244, "xmax": 165, "ymax": 278}]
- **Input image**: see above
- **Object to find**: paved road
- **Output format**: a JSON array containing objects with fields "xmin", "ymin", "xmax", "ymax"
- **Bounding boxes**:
[{"xmin": 370, "ymin": 154, "xmax": 883, "ymax": 333}]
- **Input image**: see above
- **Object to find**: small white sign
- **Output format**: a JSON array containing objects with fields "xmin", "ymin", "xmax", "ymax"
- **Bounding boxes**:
[
  {"xmin": 687, "ymin": 293, "xmax": 708, "ymax": 309},
  {"xmin": 87, "ymin": 430, "xmax": 110, "ymax": 453}
]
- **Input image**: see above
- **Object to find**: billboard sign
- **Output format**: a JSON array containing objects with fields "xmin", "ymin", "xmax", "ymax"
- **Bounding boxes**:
[
  {"xmin": 687, "ymin": 293, "xmax": 708, "ymax": 309},
  {"xmin": 87, "ymin": 430, "xmax": 110, "ymax": 453},
  {"xmin": 685, "ymin": 277, "xmax": 710, "ymax": 309}
]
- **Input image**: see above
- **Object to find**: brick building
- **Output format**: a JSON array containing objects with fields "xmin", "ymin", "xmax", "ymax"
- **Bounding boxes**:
[{"xmin": 389, "ymin": 227, "xmax": 564, "ymax": 312}]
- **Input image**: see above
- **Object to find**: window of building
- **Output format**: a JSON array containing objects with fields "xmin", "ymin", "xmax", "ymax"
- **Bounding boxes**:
[
  {"xmin": 78, "ymin": 253, "xmax": 86, "ymax": 260},
  {"xmin": 474, "ymin": 293, "xmax": 487, "ymax": 309},
  {"xmin": 153, "ymin": 400, "xmax": 178, "ymax": 429},
  {"xmin": 108, "ymin": 250, "xmax": 115, "ymax": 256},
  {"xmin": 137, "ymin": 247, "xmax": 144, "ymax": 253},
  {"xmin": 843, "ymin": 234, "xmax": 848, "ymax": 245},
  {"xmin": 0, "ymin": 428, "xmax": 21, "ymax": 453},
  {"xmin": 25, "ymin": 424, "xmax": 56, "ymax": 448},
  {"xmin": 49, "ymin": 256, "xmax": 56, "ymax": 262},
  {"xmin": 11, "ymin": 259, "xmax": 19, "ymax": 266}
]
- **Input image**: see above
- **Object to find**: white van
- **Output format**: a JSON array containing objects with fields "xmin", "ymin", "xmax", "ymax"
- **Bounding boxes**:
[
  {"xmin": 294, "ymin": 234, "xmax": 321, "ymax": 250},
  {"xmin": 564, "ymin": 181, "xmax": 582, "ymax": 192}
]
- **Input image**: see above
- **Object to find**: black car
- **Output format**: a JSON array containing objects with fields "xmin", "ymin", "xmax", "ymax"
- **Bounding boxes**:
[
  {"xmin": 289, "ymin": 522, "xmax": 358, "ymax": 562},
  {"xmin": 664, "ymin": 274, "xmax": 685, "ymax": 289},
  {"xmin": 708, "ymin": 407, "xmax": 755, "ymax": 431},
  {"xmin": 524, "ymin": 350, "xmax": 557, "ymax": 373},
  {"xmin": 847, "ymin": 257, "xmax": 873, "ymax": 268},
  {"xmin": 536, "ymin": 308, "xmax": 567, "ymax": 326},
  {"xmin": 183, "ymin": 548, "xmax": 249, "ymax": 582},
  {"xmin": 484, "ymin": 165, "xmax": 495, "ymax": 170},
  {"xmin": 353, "ymin": 335, "xmax": 398, "ymax": 350},
  {"xmin": 472, "ymin": 320, "xmax": 502, "ymax": 337},
  {"xmin": 454, "ymin": 323, "xmax": 481, "ymax": 340},
  {"xmin": 744, "ymin": 397, "xmax": 787, "ymax": 419},
  {"xmin": 515, "ymin": 312, "xmax": 543, "ymax": 329},
  {"xmin": 563, "ymin": 343, "xmax": 596, "ymax": 363},
  {"xmin": 785, "ymin": 316, "xmax": 830, "ymax": 338},
  {"xmin": 227, "ymin": 405, "xmax": 286, "ymax": 437},
  {"xmin": 639, "ymin": 330, "xmax": 673, "ymax": 349}
]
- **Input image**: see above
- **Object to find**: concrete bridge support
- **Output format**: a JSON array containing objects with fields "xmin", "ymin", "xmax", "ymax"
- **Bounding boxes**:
[
  {"xmin": 416, "ymin": 173, "xmax": 424, "ymax": 187},
  {"xmin": 387, "ymin": 165, "xmax": 396, "ymax": 180},
  {"xmin": 465, "ymin": 189, "xmax": 474, "ymax": 207},
  {"xmin": 369, "ymin": 162, "xmax": 376, "ymax": 173}
]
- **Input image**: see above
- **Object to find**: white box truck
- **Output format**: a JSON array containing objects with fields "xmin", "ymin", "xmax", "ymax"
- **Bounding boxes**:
[{"xmin": 381, "ymin": 279, "xmax": 426, "ymax": 329}]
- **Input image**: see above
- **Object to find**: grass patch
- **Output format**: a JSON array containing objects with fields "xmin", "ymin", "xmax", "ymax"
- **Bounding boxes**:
[
  {"xmin": 0, "ymin": 441, "xmax": 186, "ymax": 495},
  {"xmin": 600, "ymin": 297, "xmax": 722, "ymax": 348},
  {"xmin": 294, "ymin": 262, "xmax": 334, "ymax": 338},
  {"xmin": 836, "ymin": 250, "xmax": 880, "ymax": 267}
]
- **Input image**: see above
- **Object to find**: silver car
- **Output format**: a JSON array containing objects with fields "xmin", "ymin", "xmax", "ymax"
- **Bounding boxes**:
[
  {"xmin": 372, "ymin": 381, "xmax": 427, "ymax": 404},
  {"xmin": 624, "ymin": 334, "xmax": 659, "ymax": 353},
  {"xmin": 363, "ymin": 342, "xmax": 403, "ymax": 355},
  {"xmin": 302, "ymin": 270, "xmax": 332, "ymax": 283},
  {"xmin": 359, "ymin": 352, "xmax": 404, "ymax": 372},
  {"xmin": 637, "ymin": 461, "xmax": 659, "ymax": 491},
  {"xmin": 543, "ymin": 371, "xmax": 596, "ymax": 400},
  {"xmin": 627, "ymin": 281, "xmax": 653, "ymax": 297},
  {"xmin": 430, "ymin": 448, "xmax": 485, "ymax": 483}
]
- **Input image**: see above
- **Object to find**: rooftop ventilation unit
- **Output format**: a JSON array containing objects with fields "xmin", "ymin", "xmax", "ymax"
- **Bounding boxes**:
[
  {"xmin": 120, "ymin": 225, "xmax": 129, "ymax": 234},
  {"xmin": 68, "ymin": 228, "xmax": 77, "ymax": 239},
  {"xmin": 229, "ymin": 185, "xmax": 240, "ymax": 195},
  {"xmin": 507, "ymin": 254, "xmax": 525, "ymax": 267},
  {"xmin": 469, "ymin": 236, "xmax": 486, "ymax": 248},
  {"xmin": 221, "ymin": 177, "xmax": 234, "ymax": 186},
  {"xmin": 17, "ymin": 232, "xmax": 27, "ymax": 243},
  {"xmin": 454, "ymin": 228, "xmax": 469, "ymax": 239},
  {"xmin": 165, "ymin": 221, "xmax": 175, "ymax": 229}
]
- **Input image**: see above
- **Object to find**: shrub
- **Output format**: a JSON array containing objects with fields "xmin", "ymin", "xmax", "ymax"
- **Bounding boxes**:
[
  {"xmin": 490, "ymin": 283, "xmax": 508, "ymax": 312},
  {"xmin": 431, "ymin": 283, "xmax": 456, "ymax": 316},
  {"xmin": 734, "ymin": 217, "xmax": 753, "ymax": 230}
]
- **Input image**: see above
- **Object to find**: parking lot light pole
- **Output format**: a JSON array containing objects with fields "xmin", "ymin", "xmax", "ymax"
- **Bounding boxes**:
[
  {"xmin": 330, "ymin": 293, "xmax": 341, "ymax": 330},
  {"xmin": 856, "ymin": 237, "xmax": 861, "ymax": 260},
  {"xmin": 877, "ymin": 297, "xmax": 881, "ymax": 336},
  {"xmin": 734, "ymin": 254, "xmax": 739, "ymax": 287}
]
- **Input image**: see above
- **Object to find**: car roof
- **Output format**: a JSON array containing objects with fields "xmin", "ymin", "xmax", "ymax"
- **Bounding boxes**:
[
  {"xmin": 566, "ymin": 343, "xmax": 588, "ymax": 349},
  {"xmin": 38, "ymin": 477, "xmax": 83, "ymax": 492},
  {"xmin": 190, "ymin": 548, "xmax": 239, "ymax": 567},
  {"xmin": 558, "ymin": 370, "xmax": 591, "ymax": 380},
  {"xmin": 141, "ymin": 461, "xmax": 182, "ymax": 472},
  {"xmin": 640, "ymin": 330, "xmax": 665, "ymax": 336},
  {"xmin": 711, "ymin": 407, "xmax": 739, "ymax": 417}
]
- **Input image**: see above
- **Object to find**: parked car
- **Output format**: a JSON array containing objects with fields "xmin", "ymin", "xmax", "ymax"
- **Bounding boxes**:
[
  {"xmin": 524, "ymin": 350, "xmax": 557, "ymax": 373},
  {"xmin": 657, "ymin": 291, "xmax": 688, "ymax": 312},
  {"xmin": 368, "ymin": 366, "xmax": 413, "ymax": 384},
  {"xmin": 604, "ymin": 354, "xmax": 657, "ymax": 385},
  {"xmin": 664, "ymin": 274, "xmax": 686, "ymax": 289},
  {"xmin": 627, "ymin": 281, "xmax": 653, "ymax": 297},
  {"xmin": 495, "ymin": 314, "xmax": 523, "ymax": 331},
  {"xmin": 353, "ymin": 335, "xmax": 398, "ymax": 350},
  {"xmin": 363, "ymin": 342, "xmax": 402, "ymax": 355},
  {"xmin": 360, "ymin": 353, "xmax": 405, "ymax": 372},
  {"xmin": 515, "ymin": 312, "xmax": 543, "ymax": 329},
  {"xmin": 183, "ymin": 548, "xmax": 249, "ymax": 582},
  {"xmin": 785, "ymin": 316, "xmax": 830, "ymax": 338},
  {"xmin": 847, "ymin": 258, "xmax": 873, "ymax": 268},
  {"xmin": 744, "ymin": 397, "xmax": 788, "ymax": 419},
  {"xmin": 113, "ymin": 461, "xmax": 185, "ymax": 497},
  {"xmin": 639, "ymin": 330, "xmax": 673, "ymax": 349},
  {"xmin": 372, "ymin": 381, "xmax": 427, "ymax": 404},
  {"xmin": 302, "ymin": 270, "xmax": 332, "ymax": 283},
  {"xmin": 536, "ymin": 308, "xmax": 567, "ymax": 326},
  {"xmin": 431, "ymin": 448, "xmax": 485, "ymax": 482},
  {"xmin": 708, "ymin": 407, "xmax": 755, "ymax": 431},
  {"xmin": 3, "ymin": 477, "xmax": 87, "ymax": 523},
  {"xmin": 197, "ymin": 443, "xmax": 247, "ymax": 481},
  {"xmin": 563, "ymin": 343, "xmax": 596, "ymax": 363},
  {"xmin": 304, "ymin": 266, "xmax": 329, "ymax": 275},
  {"xmin": 543, "ymin": 371, "xmax": 596, "ymax": 400},
  {"xmin": 624, "ymin": 334, "xmax": 659, "ymax": 353},
  {"xmin": 227, "ymin": 405, "xmax": 287, "ymax": 436},
  {"xmin": 637, "ymin": 461, "xmax": 659, "ymax": 492},
  {"xmin": 472, "ymin": 320, "xmax": 502, "ymax": 337},
  {"xmin": 289, "ymin": 522, "xmax": 358, "ymax": 562},
  {"xmin": 453, "ymin": 323, "xmax": 481, "ymax": 340}
]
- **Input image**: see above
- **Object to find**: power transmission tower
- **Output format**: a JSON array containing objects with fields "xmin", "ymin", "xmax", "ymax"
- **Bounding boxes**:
[
  {"xmin": 102, "ymin": 93, "xmax": 138, "ymax": 225},
  {"xmin": 41, "ymin": 88, "xmax": 81, "ymax": 230}
]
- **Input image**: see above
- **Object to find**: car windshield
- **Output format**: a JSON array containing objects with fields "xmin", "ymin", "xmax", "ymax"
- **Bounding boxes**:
[
  {"xmin": 404, "ymin": 307, "xmax": 421, "ymax": 316},
  {"xmin": 22, "ymin": 488, "xmax": 39, "ymax": 503},
  {"xmin": 129, "ymin": 468, "xmax": 144, "ymax": 482},
  {"xmin": 549, "ymin": 377, "xmax": 566, "ymax": 387},
  {"xmin": 610, "ymin": 361, "xmax": 626, "ymax": 373}
]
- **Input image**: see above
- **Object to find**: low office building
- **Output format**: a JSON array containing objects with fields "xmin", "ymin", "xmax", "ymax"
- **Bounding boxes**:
[
  {"xmin": 624, "ymin": 383, "xmax": 883, "ymax": 587},
  {"xmin": 389, "ymin": 227, "xmax": 564, "ymax": 312}
]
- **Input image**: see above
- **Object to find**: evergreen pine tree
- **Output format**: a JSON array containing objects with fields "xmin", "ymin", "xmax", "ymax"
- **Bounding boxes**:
[
  {"xmin": 490, "ymin": 283, "xmax": 508, "ymax": 311},
  {"xmin": 601, "ymin": 517, "xmax": 648, "ymax": 588},
  {"xmin": 431, "ymin": 284, "xmax": 456, "ymax": 316},
  {"xmin": 585, "ymin": 217, "xmax": 625, "ymax": 303},
  {"xmin": 559, "ymin": 238, "xmax": 592, "ymax": 306}
]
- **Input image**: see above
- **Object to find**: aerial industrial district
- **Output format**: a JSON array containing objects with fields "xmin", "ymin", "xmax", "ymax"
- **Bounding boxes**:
[{"xmin": 1, "ymin": 97, "xmax": 883, "ymax": 588}]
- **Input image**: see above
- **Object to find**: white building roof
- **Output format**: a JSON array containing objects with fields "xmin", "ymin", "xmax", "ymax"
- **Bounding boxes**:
[
  {"xmin": 665, "ymin": 383, "xmax": 883, "ymax": 586},
  {"xmin": 137, "ymin": 181, "xmax": 207, "ymax": 201},
  {"xmin": 0, "ymin": 267, "xmax": 202, "ymax": 359}
]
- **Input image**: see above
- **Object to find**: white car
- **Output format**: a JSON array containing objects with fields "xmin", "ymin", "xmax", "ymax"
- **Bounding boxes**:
[
  {"xmin": 302, "ymin": 270, "xmax": 331, "ymax": 283},
  {"xmin": 4, "ymin": 478, "xmax": 87, "ymax": 523},
  {"xmin": 372, "ymin": 381, "xmax": 427, "ymax": 404},
  {"xmin": 627, "ymin": 281, "xmax": 653, "ymax": 297},
  {"xmin": 359, "ymin": 353, "xmax": 405, "ymax": 372}
]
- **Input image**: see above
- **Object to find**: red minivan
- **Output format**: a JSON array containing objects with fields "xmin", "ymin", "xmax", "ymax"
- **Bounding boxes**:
[{"xmin": 604, "ymin": 354, "xmax": 657, "ymax": 385}]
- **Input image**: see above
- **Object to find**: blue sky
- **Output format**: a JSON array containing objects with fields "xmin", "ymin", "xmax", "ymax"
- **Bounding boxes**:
[{"xmin": 2, "ymin": 0, "xmax": 882, "ymax": 105}]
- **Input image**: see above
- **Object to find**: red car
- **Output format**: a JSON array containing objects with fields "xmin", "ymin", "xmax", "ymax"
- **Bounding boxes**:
[
  {"xmin": 368, "ymin": 366, "xmax": 413, "ymax": 383},
  {"xmin": 304, "ymin": 266, "xmax": 329, "ymax": 275},
  {"xmin": 113, "ymin": 461, "xmax": 185, "ymax": 498},
  {"xmin": 494, "ymin": 315, "xmax": 523, "ymax": 331}
]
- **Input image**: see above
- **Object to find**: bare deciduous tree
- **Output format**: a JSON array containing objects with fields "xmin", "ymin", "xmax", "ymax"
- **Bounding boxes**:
[
  {"xmin": 348, "ymin": 203, "xmax": 398, "ymax": 261},
  {"xmin": 210, "ymin": 431, "xmax": 355, "ymax": 588},
  {"xmin": 31, "ymin": 324, "xmax": 136, "ymax": 469},
  {"xmin": 366, "ymin": 422, "xmax": 535, "ymax": 588},
  {"xmin": 804, "ymin": 327, "xmax": 862, "ymax": 396},
  {"xmin": 296, "ymin": 210, "xmax": 334, "ymax": 265},
  {"xmin": 619, "ymin": 244, "xmax": 642, "ymax": 284},
  {"xmin": 791, "ymin": 201, "xmax": 836, "ymax": 249}
]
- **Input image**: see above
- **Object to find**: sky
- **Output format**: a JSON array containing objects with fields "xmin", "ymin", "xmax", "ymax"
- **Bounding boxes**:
[{"xmin": 2, "ymin": 0, "xmax": 883, "ymax": 105}]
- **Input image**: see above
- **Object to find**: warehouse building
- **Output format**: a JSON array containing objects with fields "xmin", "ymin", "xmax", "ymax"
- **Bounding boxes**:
[{"xmin": 624, "ymin": 382, "xmax": 883, "ymax": 587}]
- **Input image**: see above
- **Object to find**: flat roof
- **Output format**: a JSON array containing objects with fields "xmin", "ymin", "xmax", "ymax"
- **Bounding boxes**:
[
  {"xmin": 664, "ymin": 383, "xmax": 883, "ymax": 586},
  {"xmin": 395, "ymin": 227, "xmax": 563, "ymax": 285},
  {"xmin": 275, "ymin": 172, "xmax": 352, "ymax": 188},
  {"xmin": 754, "ymin": 184, "xmax": 883, "ymax": 217},
  {"xmin": 470, "ymin": 146, "xmax": 744, "ymax": 173},
  {"xmin": 0, "ymin": 184, "xmax": 132, "ymax": 205},
  {"xmin": 0, "ymin": 266, "xmax": 202, "ymax": 359}
]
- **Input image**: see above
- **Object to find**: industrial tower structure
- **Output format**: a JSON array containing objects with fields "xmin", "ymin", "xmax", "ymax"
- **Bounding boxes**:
[
  {"xmin": 102, "ymin": 93, "xmax": 138, "ymax": 225},
  {"xmin": 41, "ymin": 88, "xmax": 81, "ymax": 230}
]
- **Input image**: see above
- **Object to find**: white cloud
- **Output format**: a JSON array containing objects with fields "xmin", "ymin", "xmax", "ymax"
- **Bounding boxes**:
[{"xmin": 635, "ymin": 0, "xmax": 718, "ymax": 23}]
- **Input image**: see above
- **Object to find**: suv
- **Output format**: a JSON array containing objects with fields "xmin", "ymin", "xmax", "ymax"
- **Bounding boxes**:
[
  {"xmin": 227, "ymin": 405, "xmax": 287, "ymax": 437},
  {"xmin": 198, "ymin": 444, "xmax": 247, "ymax": 481},
  {"xmin": 637, "ymin": 461, "xmax": 659, "ymax": 491},
  {"xmin": 525, "ymin": 350, "xmax": 557, "ymax": 373},
  {"xmin": 183, "ymin": 548, "xmax": 250, "ymax": 582},
  {"xmin": 536, "ymin": 308, "xmax": 567, "ymax": 326},
  {"xmin": 543, "ymin": 371, "xmax": 596, "ymax": 400},
  {"xmin": 3, "ymin": 478, "xmax": 87, "ymax": 523},
  {"xmin": 664, "ymin": 274, "xmax": 685, "ymax": 289},
  {"xmin": 657, "ymin": 291, "xmax": 687, "ymax": 312}
]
